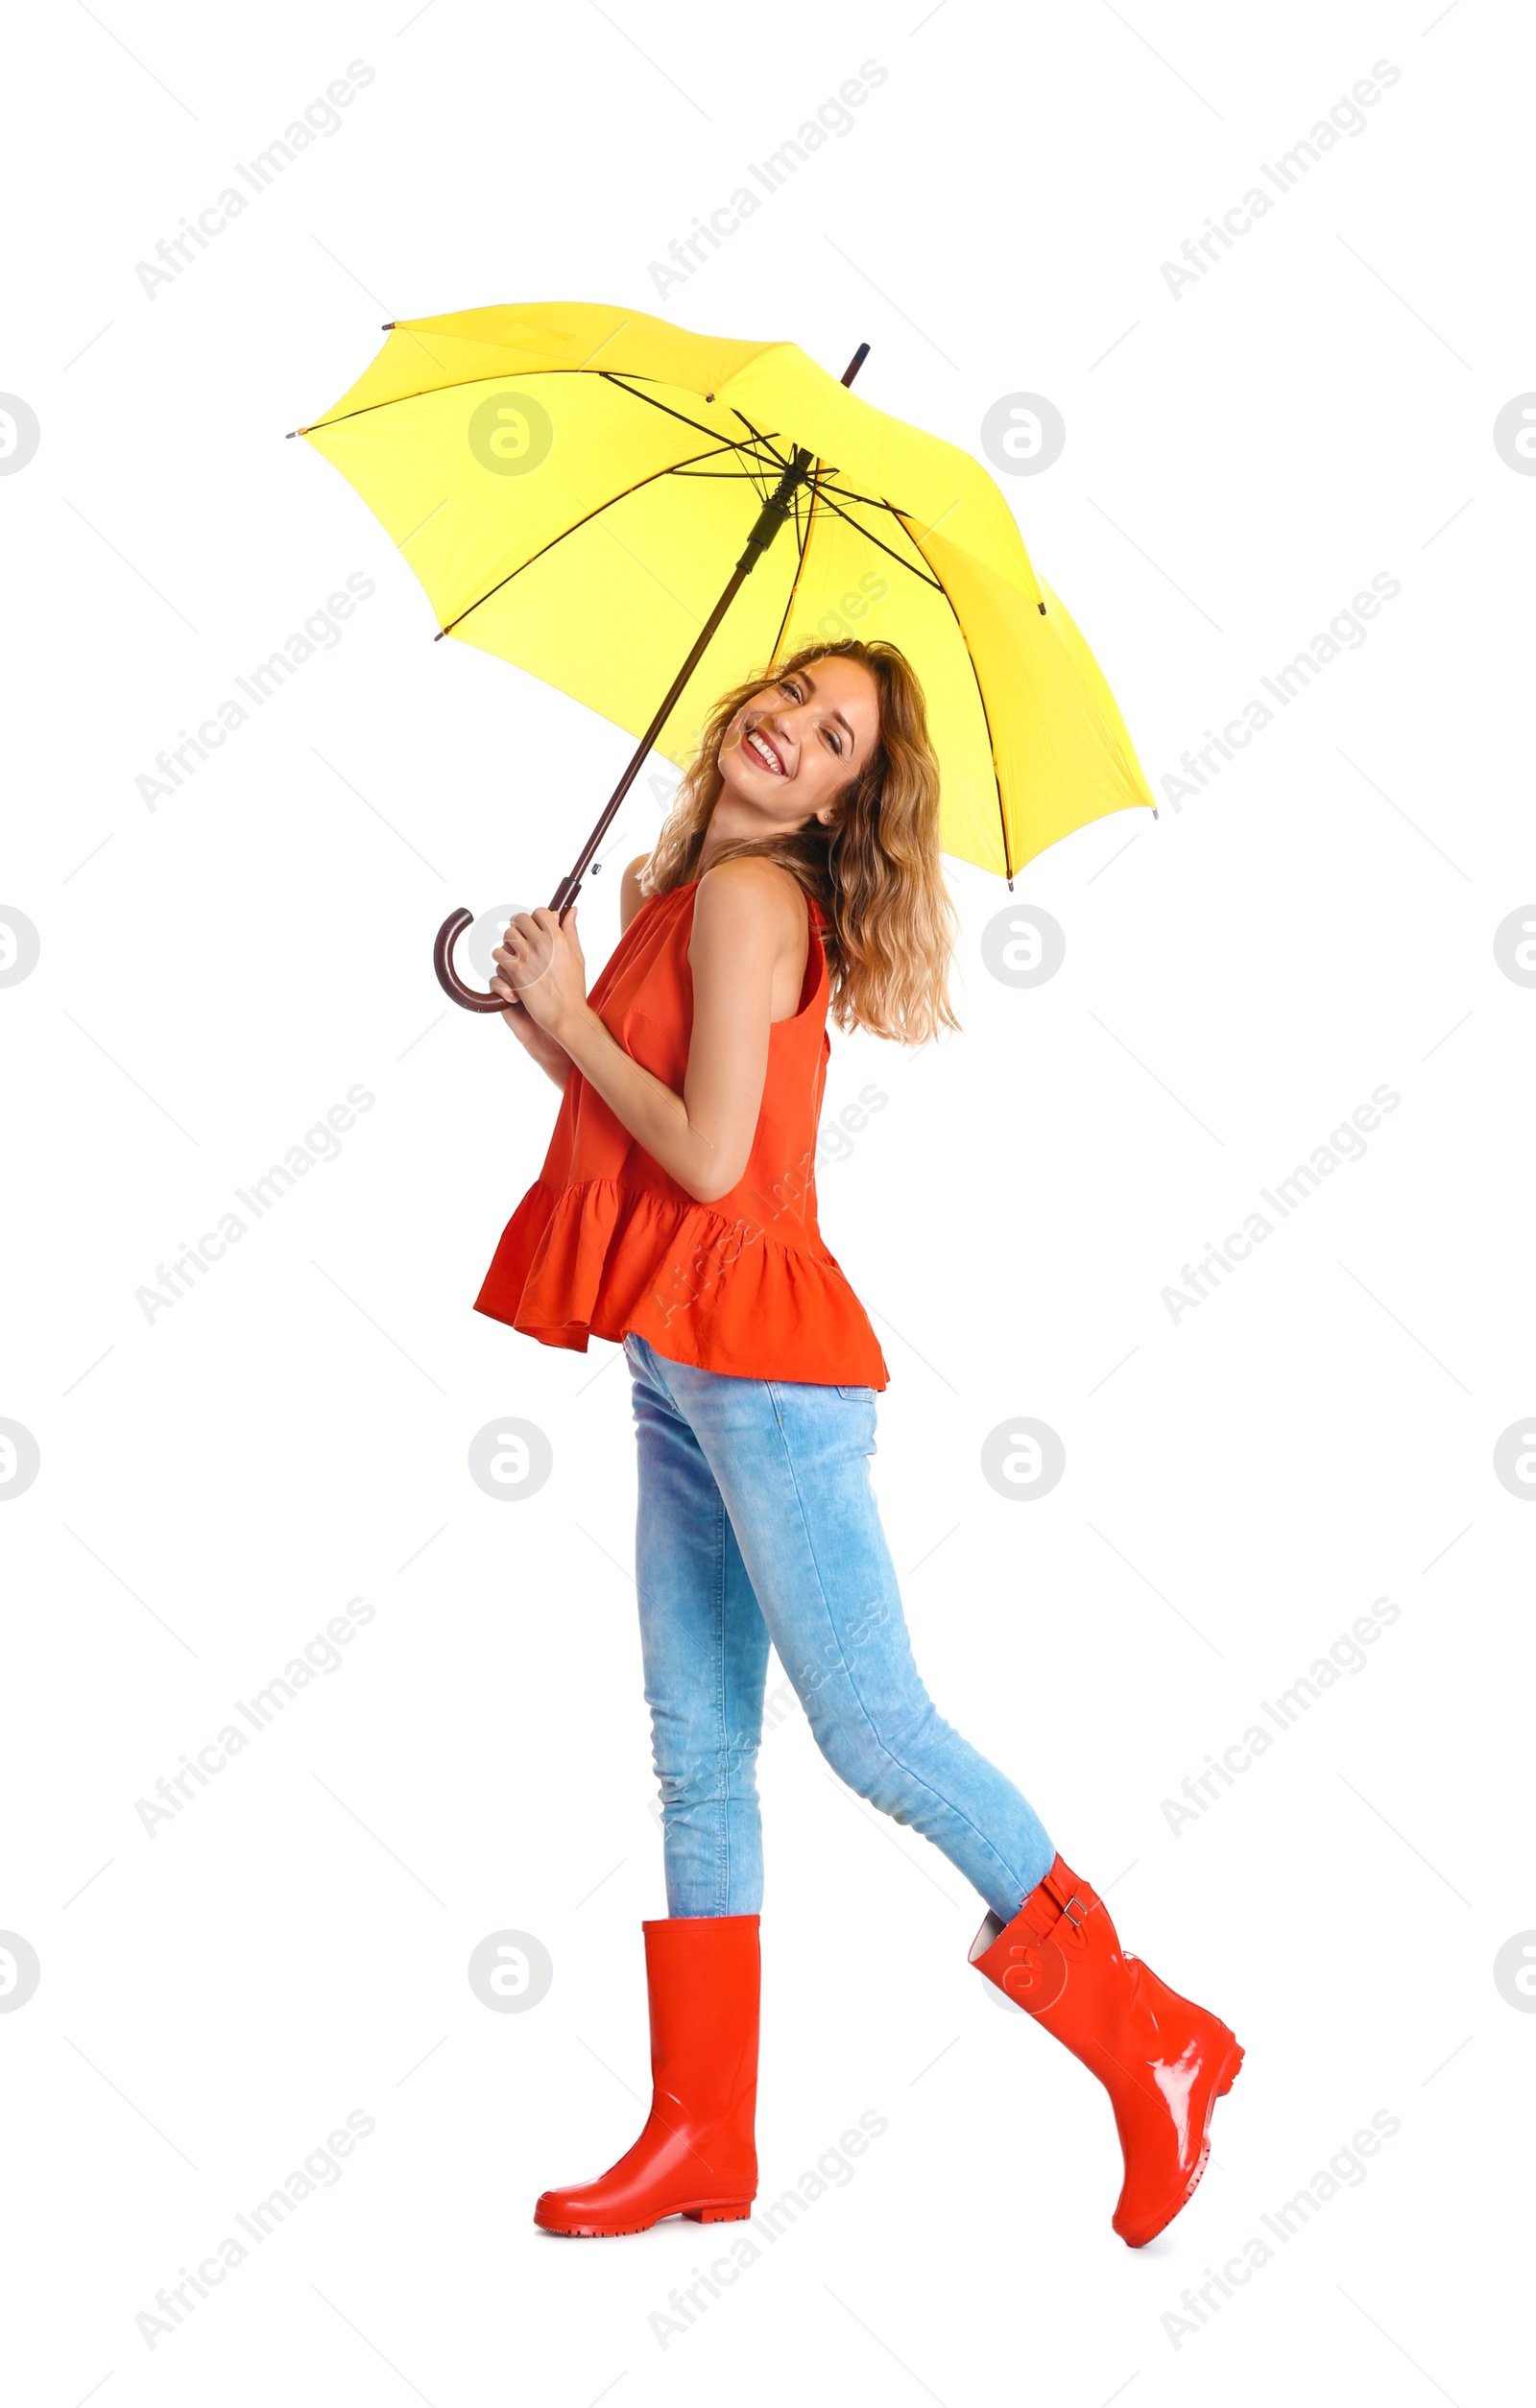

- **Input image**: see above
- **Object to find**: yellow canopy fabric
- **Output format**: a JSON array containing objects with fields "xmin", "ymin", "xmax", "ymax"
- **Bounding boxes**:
[{"xmin": 300, "ymin": 300, "xmax": 1155, "ymax": 879}]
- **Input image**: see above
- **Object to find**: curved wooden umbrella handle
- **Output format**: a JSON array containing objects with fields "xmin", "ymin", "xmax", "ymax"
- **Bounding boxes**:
[{"xmin": 433, "ymin": 909, "xmax": 508, "ymax": 1013}]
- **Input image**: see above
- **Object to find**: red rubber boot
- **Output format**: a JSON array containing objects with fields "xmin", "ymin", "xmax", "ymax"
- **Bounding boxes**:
[
  {"xmin": 971, "ymin": 1857, "xmax": 1243, "ymax": 2247},
  {"xmin": 535, "ymin": 1914, "xmax": 759, "ymax": 2237}
]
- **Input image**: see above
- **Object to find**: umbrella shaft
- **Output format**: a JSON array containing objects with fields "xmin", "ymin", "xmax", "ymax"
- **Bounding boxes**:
[{"xmin": 549, "ymin": 447, "xmax": 815, "ymax": 917}]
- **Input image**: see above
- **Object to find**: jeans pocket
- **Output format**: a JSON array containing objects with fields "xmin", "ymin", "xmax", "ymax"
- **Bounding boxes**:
[{"xmin": 836, "ymin": 1385, "xmax": 875, "ymax": 1401}]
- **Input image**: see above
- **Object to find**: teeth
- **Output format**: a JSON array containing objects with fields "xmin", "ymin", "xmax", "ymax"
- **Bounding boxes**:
[{"xmin": 748, "ymin": 730, "xmax": 782, "ymax": 773}]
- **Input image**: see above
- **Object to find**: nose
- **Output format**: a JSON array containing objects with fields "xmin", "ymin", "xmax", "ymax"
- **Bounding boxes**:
[{"xmin": 746, "ymin": 707, "xmax": 793, "ymax": 763}]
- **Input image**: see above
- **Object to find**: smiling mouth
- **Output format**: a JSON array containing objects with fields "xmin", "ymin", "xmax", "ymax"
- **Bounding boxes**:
[{"xmin": 745, "ymin": 727, "xmax": 786, "ymax": 776}]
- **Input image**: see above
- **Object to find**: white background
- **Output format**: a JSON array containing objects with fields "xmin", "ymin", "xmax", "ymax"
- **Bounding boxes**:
[{"xmin": 3, "ymin": 1, "xmax": 1531, "ymax": 2401}]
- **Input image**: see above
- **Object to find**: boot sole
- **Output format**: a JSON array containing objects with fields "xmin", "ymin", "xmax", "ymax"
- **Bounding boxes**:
[
  {"xmin": 535, "ymin": 2200, "xmax": 754, "ymax": 2238},
  {"xmin": 1116, "ymin": 2031, "xmax": 1245, "ymax": 2250}
]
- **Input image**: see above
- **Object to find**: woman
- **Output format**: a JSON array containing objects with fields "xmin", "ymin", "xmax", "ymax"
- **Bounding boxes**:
[{"xmin": 476, "ymin": 638, "xmax": 1242, "ymax": 2249}]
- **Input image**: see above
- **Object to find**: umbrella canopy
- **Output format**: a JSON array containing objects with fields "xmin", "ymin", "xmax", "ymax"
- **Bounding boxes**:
[{"xmin": 299, "ymin": 301, "xmax": 1155, "ymax": 885}]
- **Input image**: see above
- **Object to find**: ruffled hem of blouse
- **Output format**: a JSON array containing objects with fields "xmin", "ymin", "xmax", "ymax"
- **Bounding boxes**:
[{"xmin": 473, "ymin": 1178, "xmax": 889, "ymax": 1389}]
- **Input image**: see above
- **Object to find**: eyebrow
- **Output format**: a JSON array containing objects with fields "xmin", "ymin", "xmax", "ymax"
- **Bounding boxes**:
[{"xmin": 793, "ymin": 665, "xmax": 857, "ymax": 746}]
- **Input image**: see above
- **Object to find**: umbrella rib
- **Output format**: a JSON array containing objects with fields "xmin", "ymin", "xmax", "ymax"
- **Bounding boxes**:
[
  {"xmin": 298, "ymin": 362, "xmax": 654, "ymax": 439},
  {"xmin": 766, "ymin": 463, "xmax": 823, "ymax": 665},
  {"xmin": 299, "ymin": 367, "xmax": 879, "ymax": 510},
  {"xmin": 724, "ymin": 417, "xmax": 781, "ymax": 506},
  {"xmin": 804, "ymin": 481, "xmax": 946, "ymax": 590},
  {"xmin": 897, "ymin": 511, "xmax": 1014, "ymax": 883},
  {"xmin": 437, "ymin": 440, "xmax": 760, "ymax": 636},
  {"xmin": 598, "ymin": 374, "xmax": 789, "ymax": 478},
  {"xmin": 722, "ymin": 404, "xmax": 795, "ymax": 477},
  {"xmin": 300, "ymin": 364, "xmax": 790, "ymax": 474},
  {"xmin": 809, "ymin": 476, "xmax": 924, "ymax": 514}
]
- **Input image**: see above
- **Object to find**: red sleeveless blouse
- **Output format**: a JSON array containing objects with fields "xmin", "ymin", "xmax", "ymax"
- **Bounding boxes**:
[{"xmin": 473, "ymin": 877, "xmax": 889, "ymax": 1388}]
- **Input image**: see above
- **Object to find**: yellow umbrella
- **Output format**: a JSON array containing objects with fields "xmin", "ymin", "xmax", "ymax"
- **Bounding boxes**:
[{"xmin": 296, "ymin": 299, "xmax": 1156, "ymax": 1010}]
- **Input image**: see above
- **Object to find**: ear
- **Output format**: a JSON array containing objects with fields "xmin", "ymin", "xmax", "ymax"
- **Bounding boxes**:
[{"xmin": 815, "ymin": 769, "xmax": 860, "ymax": 826}]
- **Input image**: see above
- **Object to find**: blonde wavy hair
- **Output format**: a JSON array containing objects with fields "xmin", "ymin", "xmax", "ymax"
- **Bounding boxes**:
[{"xmin": 640, "ymin": 638, "xmax": 959, "ymax": 1045}]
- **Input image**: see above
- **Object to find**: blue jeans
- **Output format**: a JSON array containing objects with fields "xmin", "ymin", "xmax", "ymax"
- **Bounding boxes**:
[{"xmin": 626, "ymin": 1330, "xmax": 1055, "ymax": 1923}]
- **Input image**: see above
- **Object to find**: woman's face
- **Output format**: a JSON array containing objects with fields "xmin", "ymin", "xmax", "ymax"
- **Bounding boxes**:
[{"xmin": 711, "ymin": 656, "xmax": 882, "ymax": 840}]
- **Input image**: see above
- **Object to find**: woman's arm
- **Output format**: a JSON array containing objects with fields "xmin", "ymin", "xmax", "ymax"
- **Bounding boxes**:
[
  {"xmin": 495, "ymin": 860, "xmax": 806, "ymax": 1204},
  {"xmin": 619, "ymin": 852, "xmax": 650, "ymax": 934},
  {"xmin": 494, "ymin": 855, "xmax": 653, "ymax": 1089},
  {"xmin": 494, "ymin": 969, "xmax": 573, "ymax": 1090}
]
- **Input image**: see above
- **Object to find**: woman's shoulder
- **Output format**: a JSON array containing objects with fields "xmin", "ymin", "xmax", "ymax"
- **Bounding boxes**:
[{"xmin": 694, "ymin": 854, "xmax": 809, "ymax": 934}]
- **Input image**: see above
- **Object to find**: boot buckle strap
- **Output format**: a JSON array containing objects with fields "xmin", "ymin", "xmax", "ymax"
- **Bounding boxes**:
[
  {"xmin": 1055, "ymin": 1892, "xmax": 1090, "ymax": 1944},
  {"xmin": 1041, "ymin": 1870, "xmax": 1093, "ymax": 1941}
]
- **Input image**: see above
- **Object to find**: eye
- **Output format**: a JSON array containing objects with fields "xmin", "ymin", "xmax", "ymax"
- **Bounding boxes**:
[{"xmin": 778, "ymin": 678, "xmax": 802, "ymax": 702}]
